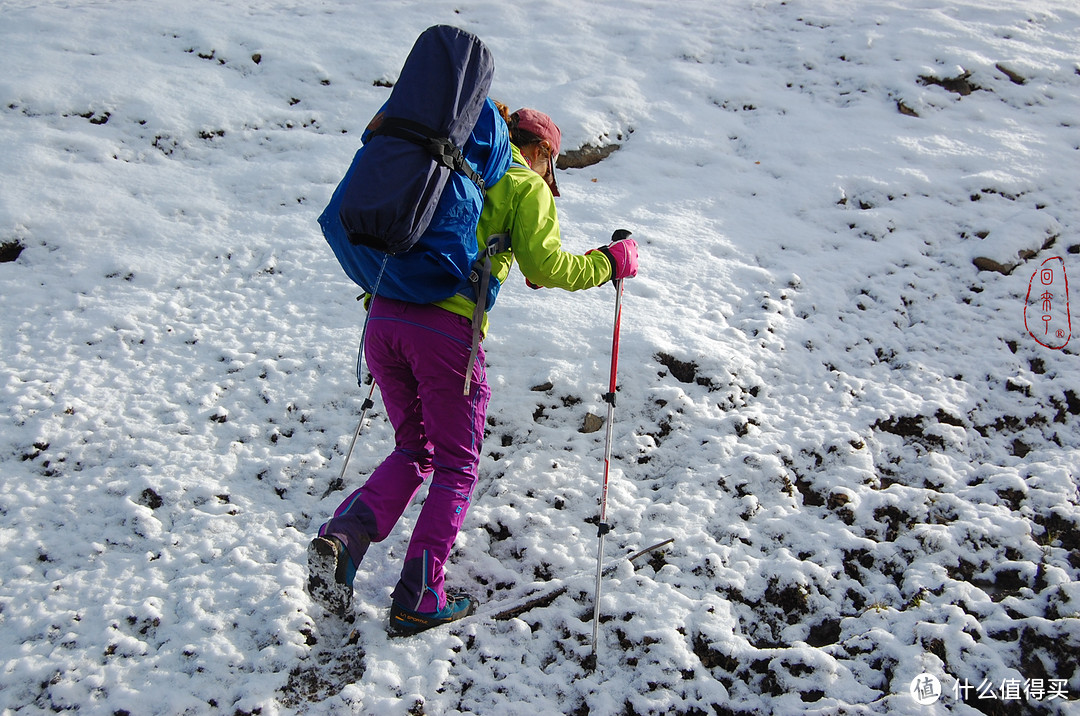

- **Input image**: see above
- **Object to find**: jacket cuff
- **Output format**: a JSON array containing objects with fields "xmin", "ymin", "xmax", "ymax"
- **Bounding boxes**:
[{"xmin": 597, "ymin": 246, "xmax": 617, "ymax": 283}]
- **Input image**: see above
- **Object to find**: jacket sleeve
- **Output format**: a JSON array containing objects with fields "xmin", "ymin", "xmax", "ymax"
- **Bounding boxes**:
[{"xmin": 509, "ymin": 173, "xmax": 613, "ymax": 290}]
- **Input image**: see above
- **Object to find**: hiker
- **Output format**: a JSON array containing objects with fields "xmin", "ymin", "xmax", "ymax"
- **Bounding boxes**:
[{"xmin": 308, "ymin": 105, "xmax": 639, "ymax": 635}]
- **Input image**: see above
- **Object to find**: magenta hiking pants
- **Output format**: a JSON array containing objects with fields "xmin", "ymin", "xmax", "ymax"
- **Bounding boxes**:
[{"xmin": 320, "ymin": 297, "xmax": 490, "ymax": 613}]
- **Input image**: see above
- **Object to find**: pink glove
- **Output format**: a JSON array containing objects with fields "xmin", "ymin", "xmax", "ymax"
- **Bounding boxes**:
[{"xmin": 594, "ymin": 231, "xmax": 638, "ymax": 282}]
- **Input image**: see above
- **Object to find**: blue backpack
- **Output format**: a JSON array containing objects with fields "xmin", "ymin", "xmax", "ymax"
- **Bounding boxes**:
[{"xmin": 319, "ymin": 25, "xmax": 511, "ymax": 310}]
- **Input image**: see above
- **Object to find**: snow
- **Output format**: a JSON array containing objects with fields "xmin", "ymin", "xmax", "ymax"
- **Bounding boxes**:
[{"xmin": 1, "ymin": 0, "xmax": 1078, "ymax": 713}]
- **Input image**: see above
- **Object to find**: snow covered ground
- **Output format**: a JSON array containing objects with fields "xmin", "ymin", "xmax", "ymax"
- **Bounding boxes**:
[{"xmin": 2, "ymin": 0, "xmax": 1078, "ymax": 713}]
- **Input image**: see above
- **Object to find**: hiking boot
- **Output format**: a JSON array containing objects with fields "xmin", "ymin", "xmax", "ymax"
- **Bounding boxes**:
[
  {"xmin": 306, "ymin": 535, "xmax": 359, "ymax": 617},
  {"xmin": 388, "ymin": 592, "xmax": 477, "ymax": 637}
]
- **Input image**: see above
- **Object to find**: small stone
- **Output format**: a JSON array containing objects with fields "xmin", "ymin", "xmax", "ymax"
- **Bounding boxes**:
[
  {"xmin": 581, "ymin": 413, "xmax": 605, "ymax": 434},
  {"xmin": 972, "ymin": 256, "xmax": 1015, "ymax": 275}
]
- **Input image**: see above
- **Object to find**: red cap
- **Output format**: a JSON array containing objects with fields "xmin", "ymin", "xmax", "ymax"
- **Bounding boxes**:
[{"xmin": 513, "ymin": 108, "xmax": 561, "ymax": 196}]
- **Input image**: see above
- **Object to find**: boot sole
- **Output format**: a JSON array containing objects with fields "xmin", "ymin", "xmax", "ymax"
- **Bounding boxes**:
[{"xmin": 306, "ymin": 537, "xmax": 352, "ymax": 617}]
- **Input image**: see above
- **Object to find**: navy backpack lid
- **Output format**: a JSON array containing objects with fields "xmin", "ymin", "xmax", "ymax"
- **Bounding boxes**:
[{"xmin": 336, "ymin": 25, "xmax": 495, "ymax": 255}]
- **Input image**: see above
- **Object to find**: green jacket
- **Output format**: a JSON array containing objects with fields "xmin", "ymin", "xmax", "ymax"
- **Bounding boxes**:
[{"xmin": 435, "ymin": 144, "xmax": 613, "ymax": 334}]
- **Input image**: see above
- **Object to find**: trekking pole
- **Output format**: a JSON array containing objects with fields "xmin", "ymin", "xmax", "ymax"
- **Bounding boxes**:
[
  {"xmin": 590, "ymin": 229, "xmax": 631, "ymax": 660},
  {"xmin": 332, "ymin": 260, "xmax": 389, "ymax": 492},
  {"xmin": 337, "ymin": 380, "xmax": 376, "ymax": 485}
]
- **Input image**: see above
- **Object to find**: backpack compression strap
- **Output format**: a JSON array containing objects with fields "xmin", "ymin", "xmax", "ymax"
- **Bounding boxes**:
[
  {"xmin": 463, "ymin": 233, "xmax": 512, "ymax": 394},
  {"xmin": 372, "ymin": 117, "xmax": 487, "ymax": 194}
]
